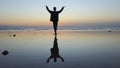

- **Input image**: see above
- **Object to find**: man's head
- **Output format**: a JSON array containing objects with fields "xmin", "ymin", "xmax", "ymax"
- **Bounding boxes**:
[
  {"xmin": 54, "ymin": 58, "xmax": 57, "ymax": 62},
  {"xmin": 53, "ymin": 7, "xmax": 56, "ymax": 11}
]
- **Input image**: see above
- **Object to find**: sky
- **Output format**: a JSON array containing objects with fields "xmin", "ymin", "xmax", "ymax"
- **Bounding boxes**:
[{"xmin": 0, "ymin": 0, "xmax": 120, "ymax": 26}]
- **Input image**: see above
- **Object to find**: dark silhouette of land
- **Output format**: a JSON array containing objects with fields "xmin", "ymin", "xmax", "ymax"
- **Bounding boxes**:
[
  {"xmin": 47, "ymin": 35, "xmax": 64, "ymax": 63},
  {"xmin": 46, "ymin": 6, "xmax": 65, "ymax": 35}
]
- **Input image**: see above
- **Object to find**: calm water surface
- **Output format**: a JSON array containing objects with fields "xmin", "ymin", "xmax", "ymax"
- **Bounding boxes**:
[{"xmin": 0, "ymin": 30, "xmax": 120, "ymax": 68}]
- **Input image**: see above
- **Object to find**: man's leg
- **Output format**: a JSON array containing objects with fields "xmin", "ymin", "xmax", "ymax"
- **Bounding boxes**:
[{"xmin": 53, "ymin": 21, "xmax": 58, "ymax": 34}]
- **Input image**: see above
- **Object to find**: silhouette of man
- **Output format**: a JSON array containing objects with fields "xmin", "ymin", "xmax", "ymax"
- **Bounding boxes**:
[
  {"xmin": 47, "ymin": 35, "xmax": 64, "ymax": 63},
  {"xmin": 46, "ymin": 6, "xmax": 65, "ymax": 35}
]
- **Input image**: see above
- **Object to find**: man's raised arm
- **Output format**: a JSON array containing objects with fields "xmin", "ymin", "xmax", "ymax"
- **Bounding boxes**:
[
  {"xmin": 47, "ymin": 57, "xmax": 51, "ymax": 63},
  {"xmin": 45, "ymin": 6, "xmax": 51, "ymax": 13},
  {"xmin": 58, "ymin": 6, "xmax": 65, "ymax": 13},
  {"xmin": 59, "ymin": 56, "xmax": 64, "ymax": 62}
]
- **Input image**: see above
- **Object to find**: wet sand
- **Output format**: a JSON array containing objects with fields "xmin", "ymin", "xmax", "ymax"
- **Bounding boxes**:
[{"xmin": 0, "ymin": 30, "xmax": 120, "ymax": 68}]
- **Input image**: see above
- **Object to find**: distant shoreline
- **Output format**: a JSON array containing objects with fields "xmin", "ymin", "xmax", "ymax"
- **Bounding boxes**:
[{"xmin": 0, "ymin": 30, "xmax": 120, "ymax": 32}]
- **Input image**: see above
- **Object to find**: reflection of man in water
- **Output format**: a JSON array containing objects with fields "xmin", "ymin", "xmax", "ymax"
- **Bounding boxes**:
[
  {"xmin": 46, "ymin": 6, "xmax": 65, "ymax": 35},
  {"xmin": 47, "ymin": 35, "xmax": 64, "ymax": 63}
]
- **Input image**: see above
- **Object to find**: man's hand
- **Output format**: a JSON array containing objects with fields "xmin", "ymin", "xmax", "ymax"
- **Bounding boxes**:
[{"xmin": 45, "ymin": 5, "xmax": 48, "ymax": 8}]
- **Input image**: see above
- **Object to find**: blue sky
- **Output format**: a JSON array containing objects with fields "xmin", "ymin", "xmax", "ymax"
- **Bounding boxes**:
[{"xmin": 0, "ymin": 0, "xmax": 120, "ymax": 26}]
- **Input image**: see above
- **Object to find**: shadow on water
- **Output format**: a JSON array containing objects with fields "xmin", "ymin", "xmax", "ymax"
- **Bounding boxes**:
[{"xmin": 47, "ymin": 35, "xmax": 64, "ymax": 63}]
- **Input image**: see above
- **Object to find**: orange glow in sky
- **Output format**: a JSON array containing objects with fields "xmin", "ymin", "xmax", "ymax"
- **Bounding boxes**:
[{"xmin": 0, "ymin": 0, "xmax": 120, "ymax": 26}]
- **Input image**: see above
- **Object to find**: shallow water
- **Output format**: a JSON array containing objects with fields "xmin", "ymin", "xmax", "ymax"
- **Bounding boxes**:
[{"xmin": 0, "ymin": 30, "xmax": 120, "ymax": 68}]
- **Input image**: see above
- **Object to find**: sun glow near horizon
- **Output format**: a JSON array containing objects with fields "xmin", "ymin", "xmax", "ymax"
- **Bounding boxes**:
[{"xmin": 0, "ymin": 0, "xmax": 120, "ymax": 26}]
